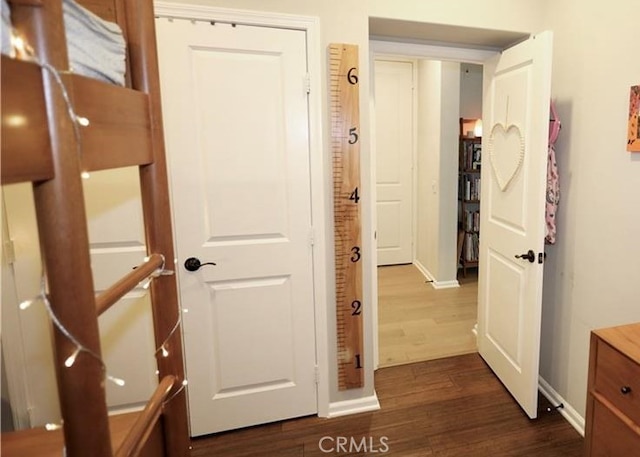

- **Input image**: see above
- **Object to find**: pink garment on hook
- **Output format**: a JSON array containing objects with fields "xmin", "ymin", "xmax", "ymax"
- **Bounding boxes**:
[{"xmin": 546, "ymin": 100, "xmax": 561, "ymax": 244}]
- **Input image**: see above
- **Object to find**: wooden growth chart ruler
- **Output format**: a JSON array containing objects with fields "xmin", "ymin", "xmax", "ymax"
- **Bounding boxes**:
[{"xmin": 329, "ymin": 43, "xmax": 364, "ymax": 390}]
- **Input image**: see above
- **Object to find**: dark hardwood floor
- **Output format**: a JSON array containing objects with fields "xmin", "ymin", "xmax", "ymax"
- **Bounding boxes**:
[{"xmin": 190, "ymin": 353, "xmax": 584, "ymax": 456}]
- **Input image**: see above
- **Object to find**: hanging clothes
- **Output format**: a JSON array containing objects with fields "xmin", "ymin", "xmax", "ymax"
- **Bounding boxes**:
[{"xmin": 545, "ymin": 100, "xmax": 561, "ymax": 244}]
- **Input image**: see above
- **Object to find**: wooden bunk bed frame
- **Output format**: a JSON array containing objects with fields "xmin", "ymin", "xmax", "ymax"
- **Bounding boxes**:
[{"xmin": 1, "ymin": 0, "xmax": 190, "ymax": 455}]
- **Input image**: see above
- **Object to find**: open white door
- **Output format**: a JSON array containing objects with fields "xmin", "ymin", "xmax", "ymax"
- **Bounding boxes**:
[{"xmin": 477, "ymin": 31, "xmax": 553, "ymax": 419}]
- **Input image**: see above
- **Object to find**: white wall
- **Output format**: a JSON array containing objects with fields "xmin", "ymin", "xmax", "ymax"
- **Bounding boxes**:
[
  {"xmin": 368, "ymin": 0, "xmax": 546, "ymax": 32},
  {"xmin": 539, "ymin": 0, "xmax": 640, "ymax": 421},
  {"xmin": 416, "ymin": 60, "xmax": 443, "ymax": 279},
  {"xmin": 460, "ymin": 63, "xmax": 483, "ymax": 120},
  {"xmin": 438, "ymin": 62, "xmax": 461, "ymax": 284},
  {"xmin": 415, "ymin": 60, "xmax": 460, "ymax": 286}
]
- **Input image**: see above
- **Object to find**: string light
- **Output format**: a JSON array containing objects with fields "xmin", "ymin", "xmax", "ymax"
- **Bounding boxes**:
[
  {"xmin": 45, "ymin": 423, "xmax": 63, "ymax": 431},
  {"xmin": 19, "ymin": 298, "xmax": 34, "ymax": 310},
  {"xmin": 155, "ymin": 314, "xmax": 181, "ymax": 359},
  {"xmin": 9, "ymin": 30, "xmax": 188, "ymax": 414},
  {"xmin": 162, "ymin": 379, "xmax": 189, "ymax": 407},
  {"xmin": 107, "ymin": 375, "xmax": 126, "ymax": 387},
  {"xmin": 64, "ymin": 347, "xmax": 81, "ymax": 368},
  {"xmin": 75, "ymin": 116, "xmax": 90, "ymax": 127},
  {"xmin": 10, "ymin": 29, "xmax": 90, "ymax": 181},
  {"xmin": 19, "ymin": 275, "xmax": 126, "ymax": 388}
]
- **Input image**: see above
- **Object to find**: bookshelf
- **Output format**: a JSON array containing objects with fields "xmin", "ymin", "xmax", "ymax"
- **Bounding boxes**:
[{"xmin": 458, "ymin": 118, "xmax": 481, "ymax": 277}]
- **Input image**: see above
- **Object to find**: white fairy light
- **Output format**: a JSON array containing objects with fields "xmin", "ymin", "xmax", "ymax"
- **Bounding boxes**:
[
  {"xmin": 19, "ymin": 299, "xmax": 34, "ymax": 310},
  {"xmin": 45, "ymin": 423, "xmax": 62, "ymax": 431},
  {"xmin": 75, "ymin": 116, "xmax": 90, "ymax": 127},
  {"xmin": 161, "ymin": 345, "xmax": 169, "ymax": 357},
  {"xmin": 64, "ymin": 347, "xmax": 81, "ymax": 368},
  {"xmin": 107, "ymin": 375, "xmax": 126, "ymax": 387},
  {"xmin": 80, "ymin": 171, "xmax": 91, "ymax": 179}
]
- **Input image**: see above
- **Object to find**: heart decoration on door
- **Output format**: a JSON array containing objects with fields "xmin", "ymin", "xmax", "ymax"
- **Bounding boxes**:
[{"xmin": 488, "ymin": 122, "xmax": 525, "ymax": 191}]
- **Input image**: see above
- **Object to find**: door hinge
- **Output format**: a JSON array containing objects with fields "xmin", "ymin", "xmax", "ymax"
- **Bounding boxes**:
[
  {"xmin": 304, "ymin": 73, "xmax": 311, "ymax": 94},
  {"xmin": 314, "ymin": 365, "xmax": 320, "ymax": 385},
  {"xmin": 309, "ymin": 227, "xmax": 315, "ymax": 247},
  {"xmin": 3, "ymin": 239, "xmax": 16, "ymax": 264}
]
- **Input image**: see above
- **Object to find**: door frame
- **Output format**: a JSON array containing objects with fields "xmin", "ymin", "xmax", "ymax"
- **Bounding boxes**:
[
  {"xmin": 154, "ymin": 1, "xmax": 330, "ymax": 418},
  {"xmin": 368, "ymin": 39, "xmax": 497, "ymax": 370}
]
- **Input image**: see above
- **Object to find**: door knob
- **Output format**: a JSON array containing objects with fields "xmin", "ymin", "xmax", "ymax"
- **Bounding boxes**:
[
  {"xmin": 184, "ymin": 257, "xmax": 216, "ymax": 272},
  {"xmin": 515, "ymin": 250, "xmax": 535, "ymax": 263}
]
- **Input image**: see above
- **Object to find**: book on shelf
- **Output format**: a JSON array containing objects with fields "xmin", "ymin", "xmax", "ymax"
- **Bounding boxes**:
[
  {"xmin": 464, "ymin": 232, "xmax": 480, "ymax": 262},
  {"xmin": 462, "ymin": 175, "xmax": 481, "ymax": 201},
  {"xmin": 464, "ymin": 210, "xmax": 480, "ymax": 232},
  {"xmin": 463, "ymin": 140, "xmax": 482, "ymax": 171}
]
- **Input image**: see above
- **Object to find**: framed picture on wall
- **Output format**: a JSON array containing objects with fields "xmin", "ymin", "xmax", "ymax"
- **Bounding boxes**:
[{"xmin": 628, "ymin": 85, "xmax": 640, "ymax": 152}]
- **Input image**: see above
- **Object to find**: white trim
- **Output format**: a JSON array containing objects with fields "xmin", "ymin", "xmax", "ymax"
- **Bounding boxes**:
[
  {"xmin": 432, "ymin": 280, "xmax": 460, "ymax": 289},
  {"xmin": 1, "ymin": 193, "xmax": 33, "ymax": 429},
  {"xmin": 413, "ymin": 259, "xmax": 435, "ymax": 283},
  {"xmin": 413, "ymin": 260, "xmax": 460, "ymax": 289},
  {"xmin": 154, "ymin": 0, "xmax": 330, "ymax": 421},
  {"xmin": 327, "ymin": 393, "xmax": 381, "ymax": 418},
  {"xmin": 108, "ymin": 404, "xmax": 145, "ymax": 416},
  {"xmin": 370, "ymin": 39, "xmax": 496, "ymax": 64},
  {"xmin": 368, "ymin": 57, "xmax": 379, "ymax": 370},
  {"xmin": 538, "ymin": 376, "xmax": 585, "ymax": 437},
  {"xmin": 155, "ymin": 1, "xmax": 315, "ymax": 30}
]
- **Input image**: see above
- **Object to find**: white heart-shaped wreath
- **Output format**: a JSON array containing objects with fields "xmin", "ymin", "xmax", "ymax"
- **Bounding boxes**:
[{"xmin": 488, "ymin": 123, "xmax": 525, "ymax": 191}]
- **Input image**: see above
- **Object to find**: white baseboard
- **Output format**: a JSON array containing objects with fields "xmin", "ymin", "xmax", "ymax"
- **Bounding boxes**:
[
  {"xmin": 413, "ymin": 261, "xmax": 460, "ymax": 289},
  {"xmin": 108, "ymin": 404, "xmax": 145, "ymax": 416},
  {"xmin": 538, "ymin": 376, "xmax": 585, "ymax": 437},
  {"xmin": 432, "ymin": 280, "xmax": 460, "ymax": 289},
  {"xmin": 327, "ymin": 394, "xmax": 381, "ymax": 418}
]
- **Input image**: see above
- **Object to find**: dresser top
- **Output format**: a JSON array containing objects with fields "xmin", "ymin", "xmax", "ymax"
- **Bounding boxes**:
[{"xmin": 595, "ymin": 322, "xmax": 640, "ymax": 365}]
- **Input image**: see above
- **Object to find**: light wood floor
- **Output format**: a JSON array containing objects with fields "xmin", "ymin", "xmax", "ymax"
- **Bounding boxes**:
[{"xmin": 378, "ymin": 264, "xmax": 478, "ymax": 368}]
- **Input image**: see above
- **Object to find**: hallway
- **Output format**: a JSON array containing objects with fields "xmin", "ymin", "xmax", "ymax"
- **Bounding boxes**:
[{"xmin": 378, "ymin": 264, "xmax": 478, "ymax": 367}]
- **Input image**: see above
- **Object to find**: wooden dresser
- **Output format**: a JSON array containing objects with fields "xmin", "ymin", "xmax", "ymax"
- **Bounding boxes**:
[{"xmin": 584, "ymin": 323, "xmax": 640, "ymax": 456}]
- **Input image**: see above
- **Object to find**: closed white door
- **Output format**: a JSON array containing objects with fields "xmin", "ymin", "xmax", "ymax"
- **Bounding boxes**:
[
  {"xmin": 156, "ymin": 19, "xmax": 317, "ymax": 435},
  {"xmin": 2, "ymin": 169, "xmax": 159, "ymax": 426},
  {"xmin": 477, "ymin": 31, "xmax": 553, "ymax": 419},
  {"xmin": 374, "ymin": 59, "xmax": 414, "ymax": 266}
]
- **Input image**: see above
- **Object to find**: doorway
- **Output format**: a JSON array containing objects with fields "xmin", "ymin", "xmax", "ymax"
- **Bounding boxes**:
[{"xmin": 371, "ymin": 42, "xmax": 489, "ymax": 369}]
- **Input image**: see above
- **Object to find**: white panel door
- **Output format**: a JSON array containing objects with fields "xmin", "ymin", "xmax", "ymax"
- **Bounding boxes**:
[
  {"xmin": 82, "ymin": 168, "xmax": 159, "ymax": 408},
  {"xmin": 2, "ymin": 169, "xmax": 159, "ymax": 426},
  {"xmin": 477, "ymin": 32, "xmax": 553, "ymax": 419},
  {"xmin": 374, "ymin": 59, "xmax": 414, "ymax": 266},
  {"xmin": 156, "ymin": 19, "xmax": 317, "ymax": 435}
]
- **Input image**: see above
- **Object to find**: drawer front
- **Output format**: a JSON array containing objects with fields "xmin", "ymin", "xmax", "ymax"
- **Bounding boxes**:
[
  {"xmin": 594, "ymin": 340, "xmax": 640, "ymax": 424},
  {"xmin": 590, "ymin": 400, "xmax": 640, "ymax": 456}
]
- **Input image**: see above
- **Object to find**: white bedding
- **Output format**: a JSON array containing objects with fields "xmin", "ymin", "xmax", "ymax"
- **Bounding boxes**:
[{"xmin": 1, "ymin": 0, "xmax": 126, "ymax": 86}]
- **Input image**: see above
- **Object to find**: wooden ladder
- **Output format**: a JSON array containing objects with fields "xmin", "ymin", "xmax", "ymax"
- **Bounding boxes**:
[{"xmin": 6, "ymin": 0, "xmax": 189, "ymax": 455}]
